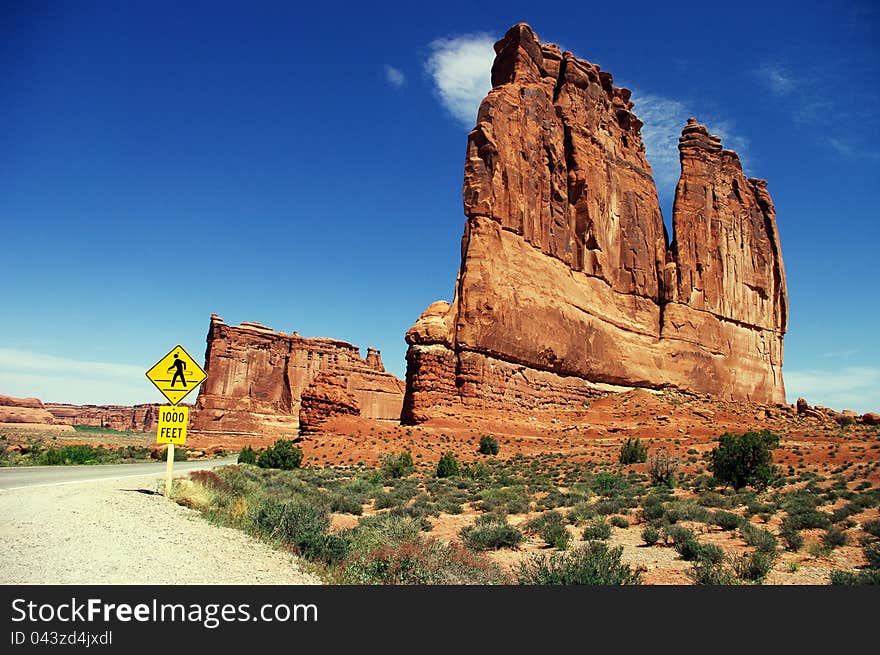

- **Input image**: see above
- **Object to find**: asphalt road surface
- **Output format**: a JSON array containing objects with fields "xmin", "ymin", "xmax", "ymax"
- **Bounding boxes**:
[{"xmin": 0, "ymin": 456, "xmax": 238, "ymax": 491}]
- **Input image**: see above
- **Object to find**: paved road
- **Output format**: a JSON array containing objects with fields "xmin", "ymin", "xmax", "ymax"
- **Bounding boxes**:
[{"xmin": 0, "ymin": 456, "xmax": 238, "ymax": 490}]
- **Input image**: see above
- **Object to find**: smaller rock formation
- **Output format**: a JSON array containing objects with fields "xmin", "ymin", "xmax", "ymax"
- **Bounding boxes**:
[
  {"xmin": 299, "ymin": 373, "xmax": 360, "ymax": 435},
  {"xmin": 0, "ymin": 395, "xmax": 58, "ymax": 425},
  {"xmin": 193, "ymin": 314, "xmax": 405, "ymax": 435},
  {"xmin": 45, "ymin": 403, "xmax": 160, "ymax": 432}
]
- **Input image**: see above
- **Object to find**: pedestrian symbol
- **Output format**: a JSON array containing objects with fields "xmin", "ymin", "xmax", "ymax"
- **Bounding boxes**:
[{"xmin": 145, "ymin": 344, "xmax": 207, "ymax": 405}]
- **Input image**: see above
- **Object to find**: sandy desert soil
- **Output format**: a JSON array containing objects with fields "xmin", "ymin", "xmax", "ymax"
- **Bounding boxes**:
[{"xmin": 0, "ymin": 473, "xmax": 319, "ymax": 584}]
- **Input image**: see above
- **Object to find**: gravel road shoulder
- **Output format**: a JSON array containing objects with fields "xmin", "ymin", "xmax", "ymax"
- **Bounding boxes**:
[{"xmin": 0, "ymin": 473, "xmax": 321, "ymax": 584}]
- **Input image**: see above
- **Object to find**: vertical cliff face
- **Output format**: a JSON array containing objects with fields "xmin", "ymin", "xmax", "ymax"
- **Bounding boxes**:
[
  {"xmin": 192, "ymin": 314, "xmax": 405, "ymax": 435},
  {"xmin": 402, "ymin": 23, "xmax": 787, "ymax": 424}
]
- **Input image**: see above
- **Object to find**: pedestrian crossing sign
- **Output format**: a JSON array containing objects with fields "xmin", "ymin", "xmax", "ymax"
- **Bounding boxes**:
[{"xmin": 145, "ymin": 344, "xmax": 207, "ymax": 405}]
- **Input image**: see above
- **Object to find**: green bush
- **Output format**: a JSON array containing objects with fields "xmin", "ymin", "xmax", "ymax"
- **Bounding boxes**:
[
  {"xmin": 257, "ymin": 439, "xmax": 303, "ymax": 470},
  {"xmin": 780, "ymin": 521, "xmax": 804, "ymax": 552},
  {"xmin": 527, "ymin": 511, "xmax": 570, "ymax": 550},
  {"xmin": 460, "ymin": 514, "xmax": 523, "ymax": 551},
  {"xmin": 709, "ymin": 430, "xmax": 780, "ymax": 491},
  {"xmin": 251, "ymin": 499, "xmax": 329, "ymax": 558},
  {"xmin": 515, "ymin": 542, "xmax": 642, "ymax": 585},
  {"xmin": 712, "ymin": 510, "xmax": 743, "ymax": 531},
  {"xmin": 821, "ymin": 526, "xmax": 848, "ymax": 550},
  {"xmin": 381, "ymin": 451, "xmax": 415, "ymax": 479},
  {"xmin": 477, "ymin": 486, "xmax": 531, "ymax": 515},
  {"xmin": 341, "ymin": 539, "xmax": 508, "ymax": 585},
  {"xmin": 237, "ymin": 446, "xmax": 257, "ymax": 465},
  {"xmin": 862, "ymin": 519, "xmax": 880, "ymax": 539},
  {"xmin": 864, "ymin": 542, "xmax": 880, "ymax": 569},
  {"xmin": 583, "ymin": 519, "xmax": 612, "ymax": 541},
  {"xmin": 740, "ymin": 523, "xmax": 778, "ymax": 553},
  {"xmin": 696, "ymin": 543, "xmax": 726, "ymax": 565},
  {"xmin": 609, "ymin": 516, "xmax": 630, "ymax": 529},
  {"xmin": 478, "ymin": 435, "xmax": 500, "ymax": 456},
  {"xmin": 688, "ymin": 560, "xmax": 737, "ymax": 585},
  {"xmin": 619, "ymin": 438, "xmax": 648, "ymax": 465},
  {"xmin": 731, "ymin": 550, "xmax": 776, "ymax": 583},
  {"xmin": 436, "ymin": 451, "xmax": 460, "ymax": 478},
  {"xmin": 663, "ymin": 524, "xmax": 696, "ymax": 547},
  {"xmin": 638, "ymin": 495, "xmax": 666, "ymax": 523},
  {"xmin": 641, "ymin": 525, "xmax": 660, "ymax": 546},
  {"xmin": 829, "ymin": 569, "xmax": 880, "ymax": 585}
]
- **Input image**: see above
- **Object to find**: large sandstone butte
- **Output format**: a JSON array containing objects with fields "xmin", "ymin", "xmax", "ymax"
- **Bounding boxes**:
[
  {"xmin": 402, "ymin": 23, "xmax": 787, "ymax": 424},
  {"xmin": 192, "ymin": 315, "xmax": 405, "ymax": 435},
  {"xmin": 45, "ymin": 403, "xmax": 160, "ymax": 432}
]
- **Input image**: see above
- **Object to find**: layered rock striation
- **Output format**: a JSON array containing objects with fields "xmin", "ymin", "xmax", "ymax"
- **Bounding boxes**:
[
  {"xmin": 192, "ymin": 315, "xmax": 404, "ymax": 435},
  {"xmin": 45, "ymin": 403, "xmax": 160, "ymax": 431},
  {"xmin": 402, "ymin": 23, "xmax": 787, "ymax": 424}
]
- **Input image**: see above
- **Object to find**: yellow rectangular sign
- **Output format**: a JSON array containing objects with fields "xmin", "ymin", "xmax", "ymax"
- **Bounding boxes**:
[{"xmin": 157, "ymin": 405, "xmax": 188, "ymax": 445}]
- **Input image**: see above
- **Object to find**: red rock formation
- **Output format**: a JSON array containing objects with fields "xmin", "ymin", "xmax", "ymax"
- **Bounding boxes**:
[
  {"xmin": 299, "ymin": 373, "xmax": 360, "ymax": 435},
  {"xmin": 0, "ymin": 395, "xmax": 57, "ymax": 425},
  {"xmin": 44, "ymin": 403, "xmax": 160, "ymax": 432},
  {"xmin": 402, "ymin": 23, "xmax": 787, "ymax": 424},
  {"xmin": 192, "ymin": 314, "xmax": 404, "ymax": 435}
]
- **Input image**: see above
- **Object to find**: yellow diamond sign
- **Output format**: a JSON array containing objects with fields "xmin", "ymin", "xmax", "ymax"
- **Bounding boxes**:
[{"xmin": 145, "ymin": 344, "xmax": 207, "ymax": 405}]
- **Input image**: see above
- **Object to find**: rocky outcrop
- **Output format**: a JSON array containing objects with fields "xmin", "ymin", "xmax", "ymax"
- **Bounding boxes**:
[
  {"xmin": 45, "ymin": 403, "xmax": 160, "ymax": 431},
  {"xmin": 402, "ymin": 23, "xmax": 788, "ymax": 424},
  {"xmin": 0, "ymin": 395, "xmax": 57, "ymax": 425},
  {"xmin": 192, "ymin": 314, "xmax": 405, "ymax": 435},
  {"xmin": 299, "ymin": 373, "xmax": 360, "ymax": 435}
]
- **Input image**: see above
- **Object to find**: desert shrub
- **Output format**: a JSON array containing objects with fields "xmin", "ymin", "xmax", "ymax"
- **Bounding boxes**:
[
  {"xmin": 478, "ymin": 435, "xmax": 500, "ymax": 456},
  {"xmin": 594, "ymin": 498, "xmax": 627, "ymax": 515},
  {"xmin": 189, "ymin": 469, "xmax": 231, "ymax": 492},
  {"xmin": 39, "ymin": 444, "xmax": 108, "ymax": 465},
  {"xmin": 609, "ymin": 516, "xmax": 630, "ymax": 528},
  {"xmin": 665, "ymin": 501, "xmax": 710, "ymax": 524},
  {"xmin": 695, "ymin": 543, "xmax": 726, "ymax": 565},
  {"xmin": 709, "ymin": 430, "xmax": 780, "ymax": 491},
  {"xmin": 821, "ymin": 526, "xmax": 848, "ymax": 550},
  {"xmin": 373, "ymin": 480, "xmax": 419, "ymax": 510},
  {"xmin": 831, "ymin": 502, "xmax": 860, "ymax": 524},
  {"xmin": 237, "ymin": 446, "xmax": 257, "ymax": 465},
  {"xmin": 712, "ymin": 510, "xmax": 743, "ymax": 531},
  {"xmin": 697, "ymin": 491, "xmax": 732, "ymax": 508},
  {"xmin": 591, "ymin": 471, "xmax": 630, "ymax": 497},
  {"xmin": 688, "ymin": 560, "xmax": 737, "ymax": 585},
  {"xmin": 526, "ymin": 511, "xmax": 570, "ymax": 550},
  {"xmin": 619, "ymin": 437, "xmax": 648, "ymax": 465},
  {"xmin": 647, "ymin": 450, "xmax": 679, "ymax": 486},
  {"xmin": 515, "ymin": 542, "xmax": 641, "ymax": 585},
  {"xmin": 460, "ymin": 514, "xmax": 523, "ymax": 551},
  {"xmin": 731, "ymin": 550, "xmax": 776, "ymax": 583},
  {"xmin": 250, "ymin": 499, "xmax": 329, "ymax": 558},
  {"xmin": 583, "ymin": 519, "xmax": 612, "ymax": 541},
  {"xmin": 638, "ymin": 495, "xmax": 666, "ymax": 523},
  {"xmin": 829, "ymin": 569, "xmax": 880, "ymax": 585},
  {"xmin": 477, "ymin": 486, "xmax": 531, "ymax": 515},
  {"xmin": 862, "ymin": 519, "xmax": 880, "ymax": 539},
  {"xmin": 780, "ymin": 521, "xmax": 804, "ymax": 552},
  {"xmin": 675, "ymin": 538, "xmax": 705, "ymax": 561},
  {"xmin": 641, "ymin": 525, "xmax": 660, "ymax": 546},
  {"xmin": 740, "ymin": 523, "xmax": 778, "ymax": 553},
  {"xmin": 257, "ymin": 439, "xmax": 303, "ymax": 470},
  {"xmin": 864, "ymin": 543, "xmax": 880, "ymax": 569},
  {"xmin": 342, "ymin": 539, "xmax": 508, "ymax": 585},
  {"xmin": 380, "ymin": 451, "xmax": 415, "ymax": 479},
  {"xmin": 663, "ymin": 524, "xmax": 696, "ymax": 547},
  {"xmin": 435, "ymin": 451, "xmax": 460, "ymax": 478},
  {"xmin": 343, "ymin": 514, "xmax": 424, "ymax": 555},
  {"xmin": 328, "ymin": 491, "xmax": 365, "ymax": 515},
  {"xmin": 568, "ymin": 501, "xmax": 597, "ymax": 525}
]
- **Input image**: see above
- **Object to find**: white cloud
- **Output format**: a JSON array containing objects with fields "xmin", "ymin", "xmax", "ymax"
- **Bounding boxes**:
[
  {"xmin": 755, "ymin": 64, "xmax": 797, "ymax": 96},
  {"xmin": 784, "ymin": 366, "xmax": 880, "ymax": 414},
  {"xmin": 631, "ymin": 91, "xmax": 751, "ymax": 199},
  {"xmin": 384, "ymin": 65, "xmax": 405, "ymax": 88},
  {"xmin": 424, "ymin": 33, "xmax": 496, "ymax": 127},
  {"xmin": 0, "ymin": 348, "xmax": 157, "ymax": 405}
]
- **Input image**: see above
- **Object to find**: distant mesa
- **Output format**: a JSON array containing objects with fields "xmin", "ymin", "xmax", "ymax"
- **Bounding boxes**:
[
  {"xmin": 191, "ymin": 315, "xmax": 404, "ymax": 435},
  {"xmin": 401, "ymin": 23, "xmax": 788, "ymax": 424}
]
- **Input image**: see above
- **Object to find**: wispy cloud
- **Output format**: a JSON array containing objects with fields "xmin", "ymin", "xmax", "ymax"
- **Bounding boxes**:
[
  {"xmin": 0, "ymin": 348, "xmax": 156, "ymax": 405},
  {"xmin": 383, "ymin": 65, "xmax": 405, "ymax": 88},
  {"xmin": 631, "ymin": 91, "xmax": 750, "ymax": 199},
  {"xmin": 424, "ymin": 33, "xmax": 495, "ymax": 127},
  {"xmin": 754, "ymin": 64, "xmax": 797, "ymax": 96},
  {"xmin": 821, "ymin": 348, "xmax": 860, "ymax": 358},
  {"xmin": 784, "ymin": 366, "xmax": 880, "ymax": 414}
]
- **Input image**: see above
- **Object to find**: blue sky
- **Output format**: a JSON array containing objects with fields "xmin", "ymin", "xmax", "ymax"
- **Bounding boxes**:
[{"xmin": 2, "ymin": 1, "xmax": 878, "ymax": 411}]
